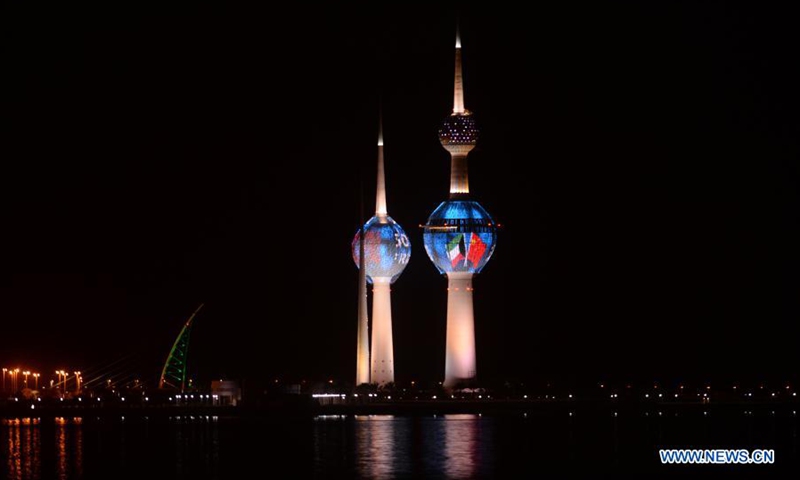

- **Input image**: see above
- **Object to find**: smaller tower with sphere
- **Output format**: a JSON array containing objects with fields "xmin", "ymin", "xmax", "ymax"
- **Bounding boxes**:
[{"xmin": 352, "ymin": 118, "xmax": 411, "ymax": 386}]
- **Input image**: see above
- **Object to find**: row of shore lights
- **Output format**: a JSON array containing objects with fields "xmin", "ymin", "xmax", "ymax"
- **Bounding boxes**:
[
  {"xmin": 314, "ymin": 382, "xmax": 797, "ymax": 402},
  {"xmin": 2, "ymin": 368, "xmax": 81, "ymax": 393},
  {"xmin": 601, "ymin": 383, "xmax": 796, "ymax": 400}
]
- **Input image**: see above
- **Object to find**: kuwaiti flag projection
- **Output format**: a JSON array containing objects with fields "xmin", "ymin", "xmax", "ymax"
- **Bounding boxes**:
[
  {"xmin": 447, "ymin": 234, "xmax": 467, "ymax": 268},
  {"xmin": 446, "ymin": 233, "xmax": 489, "ymax": 269}
]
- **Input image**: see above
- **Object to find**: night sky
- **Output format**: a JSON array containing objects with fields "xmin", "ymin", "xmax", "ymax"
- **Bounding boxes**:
[{"xmin": 3, "ymin": 4, "xmax": 799, "ymax": 388}]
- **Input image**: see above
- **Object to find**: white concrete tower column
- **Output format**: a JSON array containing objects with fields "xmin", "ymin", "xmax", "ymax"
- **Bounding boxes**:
[
  {"xmin": 444, "ymin": 272, "xmax": 476, "ymax": 386},
  {"xmin": 370, "ymin": 278, "xmax": 395, "ymax": 384}
]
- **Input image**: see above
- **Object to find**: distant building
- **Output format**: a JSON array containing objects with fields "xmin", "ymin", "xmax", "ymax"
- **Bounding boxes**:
[
  {"xmin": 283, "ymin": 384, "xmax": 302, "ymax": 395},
  {"xmin": 211, "ymin": 380, "xmax": 241, "ymax": 406}
]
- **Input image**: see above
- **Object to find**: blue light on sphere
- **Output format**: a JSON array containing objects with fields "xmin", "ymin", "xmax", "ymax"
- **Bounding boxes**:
[
  {"xmin": 352, "ymin": 215, "xmax": 411, "ymax": 284},
  {"xmin": 423, "ymin": 200, "xmax": 497, "ymax": 275}
]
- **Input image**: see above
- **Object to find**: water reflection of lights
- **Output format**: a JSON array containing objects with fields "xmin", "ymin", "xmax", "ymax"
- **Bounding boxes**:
[
  {"xmin": 2, "ymin": 416, "xmax": 83, "ymax": 480},
  {"xmin": 355, "ymin": 415, "xmax": 400, "ymax": 479},
  {"xmin": 3, "ymin": 418, "xmax": 42, "ymax": 480}
]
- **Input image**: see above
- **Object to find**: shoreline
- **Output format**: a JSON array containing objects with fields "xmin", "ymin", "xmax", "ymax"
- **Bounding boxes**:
[{"xmin": 2, "ymin": 398, "xmax": 797, "ymax": 420}]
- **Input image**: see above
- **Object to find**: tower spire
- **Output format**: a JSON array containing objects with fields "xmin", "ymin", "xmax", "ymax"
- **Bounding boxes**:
[
  {"xmin": 376, "ymin": 114, "xmax": 387, "ymax": 216},
  {"xmin": 453, "ymin": 25, "xmax": 465, "ymax": 114},
  {"xmin": 439, "ymin": 22, "xmax": 476, "ymax": 196}
]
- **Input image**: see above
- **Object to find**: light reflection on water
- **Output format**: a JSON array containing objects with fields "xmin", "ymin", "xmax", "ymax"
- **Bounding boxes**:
[
  {"xmin": 354, "ymin": 415, "xmax": 395, "ymax": 478},
  {"xmin": 2, "ymin": 417, "xmax": 78, "ymax": 480},
  {"xmin": 443, "ymin": 414, "xmax": 482, "ymax": 479},
  {"xmin": 346, "ymin": 414, "xmax": 489, "ymax": 479},
  {"xmin": 0, "ymin": 410, "xmax": 796, "ymax": 478},
  {"xmin": 4, "ymin": 418, "xmax": 38, "ymax": 480},
  {"xmin": 2, "ymin": 416, "xmax": 224, "ymax": 480}
]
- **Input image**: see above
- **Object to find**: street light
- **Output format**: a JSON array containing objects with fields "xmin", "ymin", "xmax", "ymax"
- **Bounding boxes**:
[
  {"xmin": 2, "ymin": 368, "xmax": 7, "ymax": 391},
  {"xmin": 13, "ymin": 369, "xmax": 20, "ymax": 392},
  {"xmin": 33, "ymin": 373, "xmax": 40, "ymax": 390},
  {"xmin": 74, "ymin": 371, "xmax": 82, "ymax": 392},
  {"xmin": 56, "ymin": 370, "xmax": 67, "ymax": 393},
  {"xmin": 23, "ymin": 371, "xmax": 30, "ymax": 388}
]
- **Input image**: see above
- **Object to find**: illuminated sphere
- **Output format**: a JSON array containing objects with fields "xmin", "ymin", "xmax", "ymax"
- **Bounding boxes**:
[
  {"xmin": 423, "ymin": 200, "xmax": 497, "ymax": 275},
  {"xmin": 352, "ymin": 215, "xmax": 411, "ymax": 284},
  {"xmin": 438, "ymin": 112, "xmax": 479, "ymax": 147}
]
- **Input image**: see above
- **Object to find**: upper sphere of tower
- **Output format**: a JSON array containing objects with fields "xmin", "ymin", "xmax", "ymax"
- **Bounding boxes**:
[
  {"xmin": 438, "ymin": 112, "xmax": 479, "ymax": 149},
  {"xmin": 352, "ymin": 215, "xmax": 411, "ymax": 284}
]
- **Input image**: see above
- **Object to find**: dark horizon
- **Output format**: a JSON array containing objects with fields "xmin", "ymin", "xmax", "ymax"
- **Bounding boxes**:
[{"xmin": 2, "ymin": 4, "xmax": 799, "ymax": 388}]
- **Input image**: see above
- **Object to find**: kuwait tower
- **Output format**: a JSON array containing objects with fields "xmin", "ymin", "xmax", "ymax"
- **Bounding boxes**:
[
  {"xmin": 423, "ymin": 28, "xmax": 498, "ymax": 388},
  {"xmin": 352, "ymin": 118, "xmax": 411, "ymax": 386}
]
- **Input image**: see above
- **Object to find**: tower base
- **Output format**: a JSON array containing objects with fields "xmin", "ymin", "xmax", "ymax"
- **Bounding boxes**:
[
  {"xmin": 371, "ymin": 278, "xmax": 395, "ymax": 385},
  {"xmin": 443, "ymin": 272, "xmax": 476, "ymax": 388}
]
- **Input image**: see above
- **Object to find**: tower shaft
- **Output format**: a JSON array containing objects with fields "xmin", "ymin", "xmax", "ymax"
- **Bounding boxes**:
[
  {"xmin": 444, "ymin": 272, "xmax": 476, "ymax": 387},
  {"xmin": 449, "ymin": 152, "xmax": 470, "ymax": 196},
  {"xmin": 370, "ymin": 278, "xmax": 395, "ymax": 385}
]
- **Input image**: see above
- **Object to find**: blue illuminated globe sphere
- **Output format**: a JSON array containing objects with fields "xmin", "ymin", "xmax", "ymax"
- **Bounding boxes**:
[
  {"xmin": 352, "ymin": 215, "xmax": 411, "ymax": 284},
  {"xmin": 423, "ymin": 200, "xmax": 497, "ymax": 274}
]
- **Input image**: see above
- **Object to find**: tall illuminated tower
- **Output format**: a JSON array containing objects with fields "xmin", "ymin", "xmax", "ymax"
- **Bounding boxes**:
[
  {"xmin": 423, "ymin": 28, "xmax": 498, "ymax": 388},
  {"xmin": 352, "ymin": 119, "xmax": 411, "ymax": 385}
]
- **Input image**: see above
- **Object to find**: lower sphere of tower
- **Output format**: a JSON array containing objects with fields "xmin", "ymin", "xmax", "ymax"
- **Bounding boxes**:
[
  {"xmin": 423, "ymin": 200, "xmax": 497, "ymax": 275},
  {"xmin": 352, "ymin": 215, "xmax": 411, "ymax": 284}
]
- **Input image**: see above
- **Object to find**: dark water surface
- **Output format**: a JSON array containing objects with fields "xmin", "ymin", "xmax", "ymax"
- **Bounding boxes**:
[{"xmin": 2, "ymin": 409, "xmax": 798, "ymax": 478}]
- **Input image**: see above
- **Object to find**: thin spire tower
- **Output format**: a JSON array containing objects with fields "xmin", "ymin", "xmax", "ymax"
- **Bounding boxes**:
[{"xmin": 355, "ymin": 185, "xmax": 370, "ymax": 386}]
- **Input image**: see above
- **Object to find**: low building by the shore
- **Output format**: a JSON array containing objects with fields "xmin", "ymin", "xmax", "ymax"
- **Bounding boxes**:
[{"xmin": 211, "ymin": 380, "xmax": 242, "ymax": 406}]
